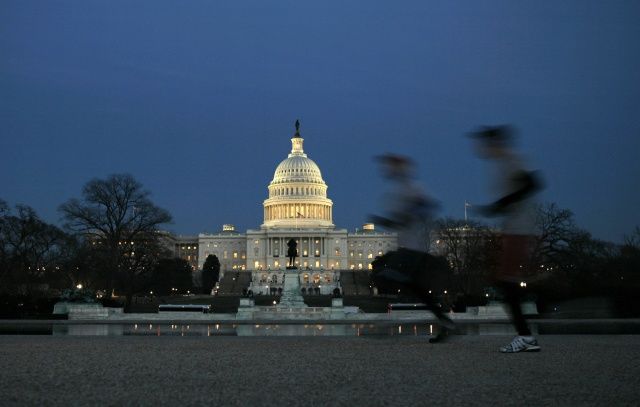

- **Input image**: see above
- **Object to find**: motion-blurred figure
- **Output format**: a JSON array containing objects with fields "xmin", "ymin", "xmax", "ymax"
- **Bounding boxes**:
[
  {"xmin": 470, "ymin": 125, "xmax": 544, "ymax": 353},
  {"xmin": 371, "ymin": 154, "xmax": 454, "ymax": 343}
]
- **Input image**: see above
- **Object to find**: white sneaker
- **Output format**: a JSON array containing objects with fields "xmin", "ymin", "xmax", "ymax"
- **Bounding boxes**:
[{"xmin": 499, "ymin": 336, "xmax": 541, "ymax": 353}]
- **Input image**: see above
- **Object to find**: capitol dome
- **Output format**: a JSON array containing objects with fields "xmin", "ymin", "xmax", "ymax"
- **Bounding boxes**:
[
  {"xmin": 272, "ymin": 155, "xmax": 324, "ymax": 185},
  {"xmin": 262, "ymin": 121, "xmax": 334, "ymax": 229}
]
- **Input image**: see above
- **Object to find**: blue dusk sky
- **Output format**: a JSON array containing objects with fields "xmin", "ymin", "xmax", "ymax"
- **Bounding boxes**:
[{"xmin": 1, "ymin": 1, "xmax": 639, "ymax": 242}]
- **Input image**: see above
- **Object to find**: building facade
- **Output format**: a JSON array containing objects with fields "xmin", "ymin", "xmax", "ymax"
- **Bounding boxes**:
[
  {"xmin": 173, "ymin": 236, "xmax": 199, "ymax": 270},
  {"xmin": 196, "ymin": 122, "xmax": 397, "ymax": 294}
]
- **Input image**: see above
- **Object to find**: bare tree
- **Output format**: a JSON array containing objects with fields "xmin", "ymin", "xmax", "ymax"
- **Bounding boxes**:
[
  {"xmin": 530, "ymin": 203, "xmax": 580, "ymax": 269},
  {"xmin": 59, "ymin": 174, "xmax": 172, "ymax": 300},
  {"xmin": 115, "ymin": 232, "xmax": 172, "ymax": 306},
  {"xmin": 0, "ymin": 199, "xmax": 10, "ymax": 286},
  {"xmin": 0, "ymin": 204, "xmax": 68, "ymax": 294},
  {"xmin": 434, "ymin": 218, "xmax": 499, "ymax": 296},
  {"xmin": 623, "ymin": 226, "xmax": 640, "ymax": 249}
]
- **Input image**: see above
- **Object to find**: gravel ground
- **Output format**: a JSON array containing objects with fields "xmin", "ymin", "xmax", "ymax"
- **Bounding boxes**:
[{"xmin": 1, "ymin": 335, "xmax": 639, "ymax": 406}]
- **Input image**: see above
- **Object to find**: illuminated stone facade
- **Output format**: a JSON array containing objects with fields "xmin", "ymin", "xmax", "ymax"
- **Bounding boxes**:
[{"xmin": 197, "ymin": 122, "xmax": 397, "ymax": 294}]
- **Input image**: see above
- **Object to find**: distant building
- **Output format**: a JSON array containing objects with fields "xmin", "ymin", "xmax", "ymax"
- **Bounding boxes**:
[{"xmin": 172, "ymin": 236, "xmax": 199, "ymax": 270}]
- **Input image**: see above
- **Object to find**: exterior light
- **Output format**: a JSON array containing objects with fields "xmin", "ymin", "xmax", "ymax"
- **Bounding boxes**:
[{"xmin": 76, "ymin": 284, "xmax": 83, "ymax": 290}]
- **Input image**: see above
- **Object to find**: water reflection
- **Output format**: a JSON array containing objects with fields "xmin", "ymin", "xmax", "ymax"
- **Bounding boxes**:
[{"xmin": 1, "ymin": 322, "xmax": 639, "ymax": 336}]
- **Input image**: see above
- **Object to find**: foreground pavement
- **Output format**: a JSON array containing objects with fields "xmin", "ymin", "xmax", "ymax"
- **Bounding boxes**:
[{"xmin": 1, "ymin": 335, "xmax": 638, "ymax": 406}]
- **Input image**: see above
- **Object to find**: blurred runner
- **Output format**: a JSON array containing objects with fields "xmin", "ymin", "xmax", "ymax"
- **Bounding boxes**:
[
  {"xmin": 371, "ymin": 154, "xmax": 455, "ymax": 343},
  {"xmin": 469, "ymin": 125, "xmax": 543, "ymax": 353}
]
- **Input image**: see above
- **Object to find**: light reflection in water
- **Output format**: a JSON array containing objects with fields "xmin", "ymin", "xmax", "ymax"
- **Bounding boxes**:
[
  {"xmin": 5, "ymin": 322, "xmax": 638, "ymax": 337},
  {"xmin": 42, "ymin": 322, "xmax": 518, "ymax": 337}
]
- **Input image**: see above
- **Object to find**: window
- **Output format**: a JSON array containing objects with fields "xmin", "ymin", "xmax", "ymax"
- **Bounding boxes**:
[
  {"xmin": 233, "ymin": 251, "xmax": 238, "ymax": 259},
  {"xmin": 367, "ymin": 253, "xmax": 373, "ymax": 259},
  {"xmin": 223, "ymin": 251, "xmax": 228, "ymax": 259},
  {"xmin": 315, "ymin": 260, "xmax": 320, "ymax": 268}
]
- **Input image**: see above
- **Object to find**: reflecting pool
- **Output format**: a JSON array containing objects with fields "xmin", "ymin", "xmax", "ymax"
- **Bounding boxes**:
[{"xmin": 1, "ymin": 321, "xmax": 639, "ymax": 336}]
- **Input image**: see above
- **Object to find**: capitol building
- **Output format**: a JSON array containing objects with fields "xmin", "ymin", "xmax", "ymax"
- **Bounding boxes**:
[{"xmin": 177, "ymin": 122, "xmax": 397, "ymax": 295}]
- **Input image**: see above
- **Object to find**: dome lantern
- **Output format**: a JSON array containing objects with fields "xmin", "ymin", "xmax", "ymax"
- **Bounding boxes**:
[
  {"xmin": 290, "ymin": 120, "xmax": 306, "ymax": 158},
  {"xmin": 262, "ymin": 121, "xmax": 334, "ymax": 229}
]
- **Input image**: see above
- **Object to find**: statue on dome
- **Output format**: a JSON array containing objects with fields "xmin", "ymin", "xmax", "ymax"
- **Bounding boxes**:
[
  {"xmin": 286, "ymin": 238, "xmax": 298, "ymax": 269},
  {"xmin": 294, "ymin": 120, "xmax": 300, "ymax": 137}
]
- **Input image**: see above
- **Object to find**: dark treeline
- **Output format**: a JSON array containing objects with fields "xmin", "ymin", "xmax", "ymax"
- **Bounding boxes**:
[
  {"xmin": 0, "ymin": 174, "xmax": 199, "ymax": 316},
  {"xmin": 372, "ymin": 203, "xmax": 640, "ymax": 315},
  {"xmin": 1, "ymin": 175, "xmax": 639, "ymax": 317}
]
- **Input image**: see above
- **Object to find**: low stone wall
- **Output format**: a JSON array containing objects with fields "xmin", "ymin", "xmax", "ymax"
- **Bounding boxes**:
[
  {"xmin": 67, "ymin": 304, "xmax": 109, "ymax": 320},
  {"xmin": 53, "ymin": 300, "xmax": 536, "ymax": 323}
]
